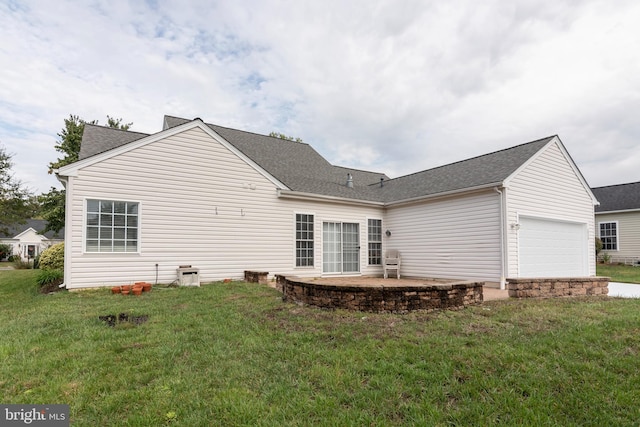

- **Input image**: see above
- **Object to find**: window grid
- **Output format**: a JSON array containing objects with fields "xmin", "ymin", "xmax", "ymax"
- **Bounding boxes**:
[
  {"xmin": 296, "ymin": 214, "xmax": 314, "ymax": 266},
  {"xmin": 86, "ymin": 200, "xmax": 138, "ymax": 252},
  {"xmin": 599, "ymin": 222, "xmax": 617, "ymax": 251},
  {"xmin": 368, "ymin": 219, "xmax": 382, "ymax": 265}
]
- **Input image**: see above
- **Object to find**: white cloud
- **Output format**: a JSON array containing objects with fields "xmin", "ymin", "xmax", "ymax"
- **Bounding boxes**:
[{"xmin": 1, "ymin": 0, "xmax": 639, "ymax": 194}]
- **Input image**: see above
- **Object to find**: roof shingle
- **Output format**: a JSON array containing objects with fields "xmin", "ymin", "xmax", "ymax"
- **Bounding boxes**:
[{"xmin": 592, "ymin": 181, "xmax": 640, "ymax": 212}]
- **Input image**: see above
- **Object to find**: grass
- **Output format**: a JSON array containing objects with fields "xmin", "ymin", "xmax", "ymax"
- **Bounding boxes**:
[
  {"xmin": 2, "ymin": 270, "xmax": 640, "ymax": 426},
  {"xmin": 597, "ymin": 263, "xmax": 640, "ymax": 283}
]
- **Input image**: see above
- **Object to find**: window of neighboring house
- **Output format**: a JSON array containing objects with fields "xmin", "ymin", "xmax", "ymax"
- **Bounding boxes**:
[
  {"xmin": 368, "ymin": 219, "xmax": 382, "ymax": 265},
  {"xmin": 295, "ymin": 213, "xmax": 314, "ymax": 266},
  {"xmin": 86, "ymin": 200, "xmax": 139, "ymax": 252},
  {"xmin": 599, "ymin": 221, "xmax": 618, "ymax": 251}
]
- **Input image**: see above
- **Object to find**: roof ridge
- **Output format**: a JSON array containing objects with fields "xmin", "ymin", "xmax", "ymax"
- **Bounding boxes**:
[
  {"xmin": 84, "ymin": 122, "xmax": 149, "ymax": 136},
  {"xmin": 333, "ymin": 164, "xmax": 387, "ymax": 176},
  {"xmin": 382, "ymin": 135, "xmax": 556, "ymax": 184},
  {"xmin": 207, "ymin": 121, "xmax": 311, "ymax": 146}
]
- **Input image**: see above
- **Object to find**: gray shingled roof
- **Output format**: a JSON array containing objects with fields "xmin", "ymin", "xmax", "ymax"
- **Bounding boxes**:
[
  {"xmin": 76, "ymin": 115, "xmax": 556, "ymax": 203},
  {"xmin": 78, "ymin": 124, "xmax": 149, "ymax": 160},
  {"xmin": 375, "ymin": 136, "xmax": 555, "ymax": 202},
  {"xmin": 592, "ymin": 181, "xmax": 640, "ymax": 212}
]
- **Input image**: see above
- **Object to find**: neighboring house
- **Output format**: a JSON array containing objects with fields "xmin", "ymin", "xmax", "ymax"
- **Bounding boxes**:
[
  {"xmin": 591, "ymin": 181, "xmax": 640, "ymax": 264},
  {"xmin": 54, "ymin": 115, "xmax": 598, "ymax": 290},
  {"xmin": 0, "ymin": 219, "xmax": 64, "ymax": 261}
]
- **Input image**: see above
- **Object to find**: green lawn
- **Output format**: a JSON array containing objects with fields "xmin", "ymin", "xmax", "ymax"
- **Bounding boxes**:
[
  {"xmin": 597, "ymin": 263, "xmax": 640, "ymax": 283},
  {"xmin": 2, "ymin": 270, "xmax": 640, "ymax": 426}
]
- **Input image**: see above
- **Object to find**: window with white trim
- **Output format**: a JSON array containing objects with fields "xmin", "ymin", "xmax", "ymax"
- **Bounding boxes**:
[
  {"xmin": 296, "ymin": 214, "xmax": 314, "ymax": 266},
  {"xmin": 599, "ymin": 222, "xmax": 618, "ymax": 251},
  {"xmin": 368, "ymin": 219, "xmax": 382, "ymax": 265},
  {"xmin": 86, "ymin": 200, "xmax": 139, "ymax": 252}
]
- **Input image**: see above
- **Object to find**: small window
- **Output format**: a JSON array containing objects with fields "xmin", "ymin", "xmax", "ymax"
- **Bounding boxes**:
[
  {"xmin": 599, "ymin": 222, "xmax": 618, "ymax": 251},
  {"xmin": 86, "ymin": 199, "xmax": 139, "ymax": 252},
  {"xmin": 368, "ymin": 219, "xmax": 382, "ymax": 265},
  {"xmin": 296, "ymin": 214, "xmax": 314, "ymax": 266}
]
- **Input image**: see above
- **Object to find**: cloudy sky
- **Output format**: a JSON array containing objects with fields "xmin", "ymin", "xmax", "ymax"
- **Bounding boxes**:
[{"xmin": 1, "ymin": 0, "xmax": 639, "ymax": 194}]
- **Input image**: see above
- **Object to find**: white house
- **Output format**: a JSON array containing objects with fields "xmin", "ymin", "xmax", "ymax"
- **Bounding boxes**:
[
  {"xmin": 55, "ymin": 115, "xmax": 598, "ymax": 289},
  {"xmin": 0, "ymin": 219, "xmax": 64, "ymax": 261}
]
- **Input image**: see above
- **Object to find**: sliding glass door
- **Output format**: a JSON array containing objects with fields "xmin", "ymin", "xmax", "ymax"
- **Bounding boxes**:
[{"xmin": 323, "ymin": 222, "xmax": 360, "ymax": 273}]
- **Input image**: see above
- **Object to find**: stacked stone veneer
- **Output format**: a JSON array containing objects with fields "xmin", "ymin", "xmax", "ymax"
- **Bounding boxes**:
[
  {"xmin": 507, "ymin": 277, "xmax": 609, "ymax": 298},
  {"xmin": 276, "ymin": 276, "xmax": 483, "ymax": 313}
]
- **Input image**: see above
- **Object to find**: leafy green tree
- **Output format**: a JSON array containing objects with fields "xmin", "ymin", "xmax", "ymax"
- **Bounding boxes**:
[
  {"xmin": 0, "ymin": 143, "xmax": 33, "ymax": 235},
  {"xmin": 41, "ymin": 115, "xmax": 133, "ymax": 233},
  {"xmin": 268, "ymin": 132, "xmax": 303, "ymax": 143}
]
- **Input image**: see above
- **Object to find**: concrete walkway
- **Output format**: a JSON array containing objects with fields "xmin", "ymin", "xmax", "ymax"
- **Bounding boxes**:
[{"xmin": 608, "ymin": 282, "xmax": 640, "ymax": 298}]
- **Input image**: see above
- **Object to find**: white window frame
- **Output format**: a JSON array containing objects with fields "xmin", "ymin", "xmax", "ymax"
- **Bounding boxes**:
[
  {"xmin": 84, "ymin": 199, "xmax": 140, "ymax": 253},
  {"xmin": 598, "ymin": 221, "xmax": 619, "ymax": 251},
  {"xmin": 367, "ymin": 218, "xmax": 382, "ymax": 265},
  {"xmin": 295, "ymin": 213, "xmax": 314, "ymax": 267}
]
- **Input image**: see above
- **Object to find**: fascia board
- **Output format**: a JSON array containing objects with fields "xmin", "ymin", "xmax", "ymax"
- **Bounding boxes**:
[{"xmin": 595, "ymin": 208, "xmax": 640, "ymax": 214}]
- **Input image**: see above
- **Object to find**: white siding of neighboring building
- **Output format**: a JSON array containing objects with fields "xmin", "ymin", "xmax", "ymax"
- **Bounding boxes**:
[
  {"xmin": 596, "ymin": 211, "xmax": 640, "ymax": 261},
  {"xmin": 384, "ymin": 190, "xmax": 502, "ymax": 283},
  {"xmin": 505, "ymin": 140, "xmax": 596, "ymax": 277},
  {"xmin": 64, "ymin": 126, "xmax": 384, "ymax": 288}
]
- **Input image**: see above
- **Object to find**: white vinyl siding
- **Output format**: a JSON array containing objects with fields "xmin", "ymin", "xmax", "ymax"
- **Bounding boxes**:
[
  {"xmin": 385, "ymin": 191, "xmax": 502, "ymax": 283},
  {"xmin": 63, "ymin": 127, "xmax": 384, "ymax": 288},
  {"xmin": 506, "ymin": 140, "xmax": 596, "ymax": 277}
]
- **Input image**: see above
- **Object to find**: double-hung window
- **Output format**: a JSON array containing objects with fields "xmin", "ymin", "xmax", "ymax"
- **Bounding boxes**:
[
  {"xmin": 296, "ymin": 214, "xmax": 314, "ymax": 266},
  {"xmin": 599, "ymin": 222, "xmax": 618, "ymax": 251},
  {"xmin": 368, "ymin": 219, "xmax": 382, "ymax": 265},
  {"xmin": 86, "ymin": 200, "xmax": 139, "ymax": 252}
]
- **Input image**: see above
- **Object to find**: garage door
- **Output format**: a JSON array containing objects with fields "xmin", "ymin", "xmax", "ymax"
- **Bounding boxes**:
[{"xmin": 518, "ymin": 216, "xmax": 588, "ymax": 277}]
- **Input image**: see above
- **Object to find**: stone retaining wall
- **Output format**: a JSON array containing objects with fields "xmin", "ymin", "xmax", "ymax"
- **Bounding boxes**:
[
  {"xmin": 507, "ymin": 277, "xmax": 609, "ymax": 298},
  {"xmin": 244, "ymin": 270, "xmax": 269, "ymax": 285},
  {"xmin": 276, "ymin": 275, "xmax": 483, "ymax": 313}
]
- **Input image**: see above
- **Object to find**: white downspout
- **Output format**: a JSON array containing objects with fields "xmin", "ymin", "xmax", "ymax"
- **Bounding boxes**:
[{"xmin": 494, "ymin": 187, "xmax": 507, "ymax": 290}]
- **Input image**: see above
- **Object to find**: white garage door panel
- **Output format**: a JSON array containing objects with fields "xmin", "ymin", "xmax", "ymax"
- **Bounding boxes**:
[{"xmin": 519, "ymin": 217, "xmax": 587, "ymax": 277}]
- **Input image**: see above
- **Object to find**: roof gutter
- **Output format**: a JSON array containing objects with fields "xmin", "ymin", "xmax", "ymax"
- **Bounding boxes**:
[
  {"xmin": 595, "ymin": 208, "xmax": 640, "ymax": 214},
  {"xmin": 277, "ymin": 189, "xmax": 385, "ymax": 207}
]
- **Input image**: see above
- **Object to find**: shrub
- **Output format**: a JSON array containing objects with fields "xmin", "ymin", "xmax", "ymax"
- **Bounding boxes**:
[
  {"xmin": 0, "ymin": 243, "xmax": 11, "ymax": 260},
  {"xmin": 39, "ymin": 243, "xmax": 64, "ymax": 271},
  {"xmin": 595, "ymin": 237, "xmax": 603, "ymax": 256},
  {"xmin": 36, "ymin": 269, "xmax": 64, "ymax": 293},
  {"xmin": 12, "ymin": 258, "xmax": 33, "ymax": 269}
]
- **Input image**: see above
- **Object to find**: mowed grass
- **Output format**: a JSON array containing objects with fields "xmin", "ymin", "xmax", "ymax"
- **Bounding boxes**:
[
  {"xmin": 597, "ymin": 263, "xmax": 640, "ymax": 283},
  {"xmin": 2, "ymin": 271, "xmax": 640, "ymax": 426}
]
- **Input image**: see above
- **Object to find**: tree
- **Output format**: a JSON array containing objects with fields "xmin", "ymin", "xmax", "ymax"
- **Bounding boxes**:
[
  {"xmin": 41, "ymin": 115, "xmax": 133, "ymax": 233},
  {"xmin": 268, "ymin": 132, "xmax": 303, "ymax": 143},
  {"xmin": 0, "ymin": 143, "xmax": 33, "ymax": 235}
]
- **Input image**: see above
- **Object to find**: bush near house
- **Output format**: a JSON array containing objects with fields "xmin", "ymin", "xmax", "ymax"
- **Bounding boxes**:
[
  {"xmin": 38, "ymin": 242, "xmax": 64, "ymax": 270},
  {"xmin": 37, "ymin": 242, "xmax": 64, "ymax": 292},
  {"xmin": 0, "ymin": 243, "xmax": 10, "ymax": 260}
]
